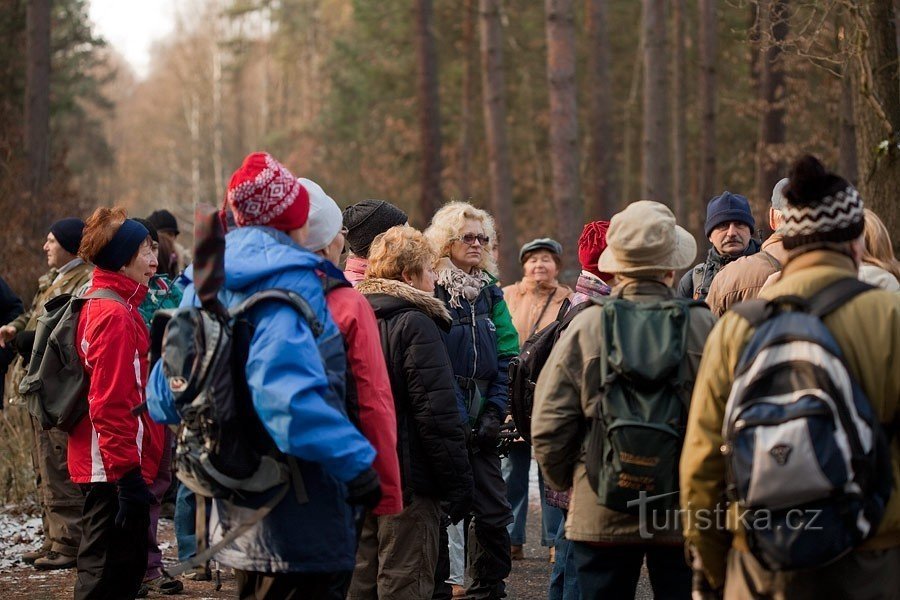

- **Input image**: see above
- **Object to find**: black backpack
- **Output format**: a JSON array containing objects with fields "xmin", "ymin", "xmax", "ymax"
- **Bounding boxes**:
[{"xmin": 508, "ymin": 298, "xmax": 586, "ymax": 444}]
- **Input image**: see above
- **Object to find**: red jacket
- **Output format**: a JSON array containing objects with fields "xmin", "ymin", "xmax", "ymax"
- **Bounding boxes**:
[
  {"xmin": 326, "ymin": 285, "xmax": 403, "ymax": 515},
  {"xmin": 69, "ymin": 269, "xmax": 165, "ymax": 485}
]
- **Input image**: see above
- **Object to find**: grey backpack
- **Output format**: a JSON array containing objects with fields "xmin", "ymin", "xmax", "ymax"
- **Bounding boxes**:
[{"xmin": 19, "ymin": 289, "xmax": 125, "ymax": 431}]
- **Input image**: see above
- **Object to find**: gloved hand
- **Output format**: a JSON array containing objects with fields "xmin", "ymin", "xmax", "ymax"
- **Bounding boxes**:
[
  {"xmin": 445, "ymin": 497, "xmax": 472, "ymax": 525},
  {"xmin": 474, "ymin": 404, "xmax": 503, "ymax": 450},
  {"xmin": 115, "ymin": 468, "xmax": 154, "ymax": 529},
  {"xmin": 11, "ymin": 329, "xmax": 35, "ymax": 359},
  {"xmin": 346, "ymin": 467, "xmax": 382, "ymax": 509}
]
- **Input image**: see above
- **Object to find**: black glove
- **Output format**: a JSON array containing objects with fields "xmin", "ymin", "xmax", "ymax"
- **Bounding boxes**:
[
  {"xmin": 474, "ymin": 404, "xmax": 503, "ymax": 450},
  {"xmin": 445, "ymin": 497, "xmax": 472, "ymax": 525},
  {"xmin": 12, "ymin": 329, "xmax": 35, "ymax": 359},
  {"xmin": 346, "ymin": 467, "xmax": 382, "ymax": 509},
  {"xmin": 115, "ymin": 468, "xmax": 155, "ymax": 529}
]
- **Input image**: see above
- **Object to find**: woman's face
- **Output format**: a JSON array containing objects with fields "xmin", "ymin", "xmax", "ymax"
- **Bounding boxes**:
[
  {"xmin": 523, "ymin": 250, "xmax": 559, "ymax": 283},
  {"xmin": 449, "ymin": 218, "xmax": 487, "ymax": 273},
  {"xmin": 405, "ymin": 263, "xmax": 438, "ymax": 293},
  {"xmin": 121, "ymin": 238, "xmax": 159, "ymax": 286}
]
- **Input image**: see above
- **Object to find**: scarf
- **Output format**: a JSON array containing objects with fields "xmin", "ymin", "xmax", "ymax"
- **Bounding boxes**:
[{"xmin": 435, "ymin": 257, "xmax": 491, "ymax": 309}]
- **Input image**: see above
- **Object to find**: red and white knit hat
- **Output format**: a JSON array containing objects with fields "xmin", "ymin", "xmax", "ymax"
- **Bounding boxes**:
[{"xmin": 225, "ymin": 152, "xmax": 310, "ymax": 232}]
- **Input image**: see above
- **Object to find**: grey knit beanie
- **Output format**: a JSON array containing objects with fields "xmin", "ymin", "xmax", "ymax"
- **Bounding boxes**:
[{"xmin": 342, "ymin": 200, "xmax": 408, "ymax": 257}]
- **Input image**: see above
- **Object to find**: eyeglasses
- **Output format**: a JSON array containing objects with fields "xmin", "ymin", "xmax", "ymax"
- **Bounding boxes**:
[{"xmin": 456, "ymin": 233, "xmax": 490, "ymax": 246}]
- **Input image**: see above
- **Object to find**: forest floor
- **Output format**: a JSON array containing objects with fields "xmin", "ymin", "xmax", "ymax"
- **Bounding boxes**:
[{"xmin": 0, "ymin": 483, "xmax": 652, "ymax": 599}]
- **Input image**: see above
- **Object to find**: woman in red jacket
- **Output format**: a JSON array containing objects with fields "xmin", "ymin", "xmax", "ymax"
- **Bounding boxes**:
[{"xmin": 71, "ymin": 207, "xmax": 165, "ymax": 600}]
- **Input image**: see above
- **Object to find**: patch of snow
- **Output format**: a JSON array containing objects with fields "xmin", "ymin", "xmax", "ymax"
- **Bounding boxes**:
[{"xmin": 0, "ymin": 508, "xmax": 44, "ymax": 571}]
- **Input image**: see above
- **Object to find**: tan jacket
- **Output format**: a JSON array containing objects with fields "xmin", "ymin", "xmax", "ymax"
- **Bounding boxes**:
[
  {"xmin": 680, "ymin": 250, "xmax": 900, "ymax": 588},
  {"xmin": 705, "ymin": 234, "xmax": 789, "ymax": 317},
  {"xmin": 7, "ymin": 261, "xmax": 93, "ymax": 404},
  {"xmin": 532, "ymin": 279, "xmax": 715, "ymax": 544},
  {"xmin": 502, "ymin": 278, "xmax": 573, "ymax": 346}
]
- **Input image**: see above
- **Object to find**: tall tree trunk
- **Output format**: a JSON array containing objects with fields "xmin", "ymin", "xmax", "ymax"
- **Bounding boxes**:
[
  {"xmin": 623, "ymin": 32, "xmax": 643, "ymax": 209},
  {"xmin": 26, "ymin": 0, "xmax": 51, "ymax": 230},
  {"xmin": 754, "ymin": 0, "xmax": 788, "ymax": 240},
  {"xmin": 546, "ymin": 0, "xmax": 582, "ymax": 281},
  {"xmin": 851, "ymin": 0, "xmax": 900, "ymax": 257},
  {"xmin": 839, "ymin": 66, "xmax": 858, "ymax": 185},
  {"xmin": 479, "ymin": 0, "xmax": 518, "ymax": 281},
  {"xmin": 585, "ymin": 0, "xmax": 615, "ymax": 220},
  {"xmin": 414, "ymin": 0, "xmax": 443, "ymax": 225},
  {"xmin": 642, "ymin": 0, "xmax": 671, "ymax": 206},
  {"xmin": 698, "ymin": 0, "xmax": 717, "ymax": 237},
  {"xmin": 459, "ymin": 0, "xmax": 476, "ymax": 201},
  {"xmin": 672, "ymin": 0, "xmax": 688, "ymax": 226},
  {"xmin": 212, "ymin": 24, "xmax": 225, "ymax": 202}
]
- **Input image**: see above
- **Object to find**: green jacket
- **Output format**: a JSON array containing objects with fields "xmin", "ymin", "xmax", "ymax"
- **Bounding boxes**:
[
  {"xmin": 532, "ymin": 279, "xmax": 715, "ymax": 544},
  {"xmin": 680, "ymin": 250, "xmax": 900, "ymax": 589}
]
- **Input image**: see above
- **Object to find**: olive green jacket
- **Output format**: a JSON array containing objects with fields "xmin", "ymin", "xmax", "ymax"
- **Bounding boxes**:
[
  {"xmin": 532, "ymin": 279, "xmax": 715, "ymax": 544},
  {"xmin": 680, "ymin": 250, "xmax": 900, "ymax": 589}
]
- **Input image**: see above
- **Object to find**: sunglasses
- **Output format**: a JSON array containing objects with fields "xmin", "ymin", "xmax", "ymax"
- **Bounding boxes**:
[{"xmin": 456, "ymin": 233, "xmax": 490, "ymax": 246}]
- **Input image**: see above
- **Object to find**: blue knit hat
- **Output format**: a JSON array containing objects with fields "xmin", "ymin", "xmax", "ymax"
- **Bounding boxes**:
[
  {"xmin": 704, "ymin": 192, "xmax": 755, "ymax": 238},
  {"xmin": 49, "ymin": 218, "xmax": 85, "ymax": 256},
  {"xmin": 93, "ymin": 219, "xmax": 150, "ymax": 272}
]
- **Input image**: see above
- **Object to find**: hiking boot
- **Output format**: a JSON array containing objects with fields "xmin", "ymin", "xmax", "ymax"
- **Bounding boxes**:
[
  {"xmin": 510, "ymin": 544, "xmax": 524, "ymax": 560},
  {"xmin": 21, "ymin": 546, "xmax": 50, "ymax": 564},
  {"xmin": 33, "ymin": 551, "xmax": 76, "ymax": 570},
  {"xmin": 183, "ymin": 563, "xmax": 211, "ymax": 581},
  {"xmin": 143, "ymin": 574, "xmax": 184, "ymax": 595},
  {"xmin": 451, "ymin": 584, "xmax": 466, "ymax": 598}
]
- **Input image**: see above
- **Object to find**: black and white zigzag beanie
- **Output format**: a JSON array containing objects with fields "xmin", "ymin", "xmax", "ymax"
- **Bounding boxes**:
[{"xmin": 782, "ymin": 155, "xmax": 865, "ymax": 250}]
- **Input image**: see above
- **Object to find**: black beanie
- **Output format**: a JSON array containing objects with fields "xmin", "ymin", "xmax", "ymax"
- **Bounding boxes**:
[
  {"xmin": 49, "ymin": 218, "xmax": 85, "ymax": 256},
  {"xmin": 147, "ymin": 209, "xmax": 179, "ymax": 234},
  {"xmin": 93, "ymin": 219, "xmax": 150, "ymax": 272},
  {"xmin": 342, "ymin": 200, "xmax": 408, "ymax": 257},
  {"xmin": 782, "ymin": 155, "xmax": 864, "ymax": 250},
  {"xmin": 133, "ymin": 218, "xmax": 159, "ymax": 243}
]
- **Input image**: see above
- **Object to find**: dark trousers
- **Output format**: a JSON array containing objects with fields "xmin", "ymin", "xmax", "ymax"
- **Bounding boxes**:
[
  {"xmin": 235, "ymin": 569, "xmax": 353, "ymax": 600},
  {"xmin": 572, "ymin": 542, "xmax": 690, "ymax": 600},
  {"xmin": 74, "ymin": 483, "xmax": 149, "ymax": 600},
  {"xmin": 466, "ymin": 447, "xmax": 513, "ymax": 599}
]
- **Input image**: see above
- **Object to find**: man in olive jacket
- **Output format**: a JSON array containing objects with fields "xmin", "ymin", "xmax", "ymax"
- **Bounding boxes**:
[
  {"xmin": 533, "ymin": 202, "xmax": 715, "ymax": 599},
  {"xmin": 681, "ymin": 155, "xmax": 900, "ymax": 598},
  {"xmin": 0, "ymin": 218, "xmax": 92, "ymax": 570}
]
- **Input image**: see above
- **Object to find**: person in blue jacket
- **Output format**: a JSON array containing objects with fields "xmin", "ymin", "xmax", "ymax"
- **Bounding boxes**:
[
  {"xmin": 425, "ymin": 202, "xmax": 519, "ymax": 600},
  {"xmin": 147, "ymin": 153, "xmax": 380, "ymax": 600}
]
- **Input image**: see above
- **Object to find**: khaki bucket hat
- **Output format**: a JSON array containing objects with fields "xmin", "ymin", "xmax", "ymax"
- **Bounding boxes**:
[{"xmin": 597, "ymin": 201, "xmax": 697, "ymax": 275}]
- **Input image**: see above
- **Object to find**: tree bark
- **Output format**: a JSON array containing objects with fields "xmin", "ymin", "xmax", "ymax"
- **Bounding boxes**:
[
  {"xmin": 672, "ymin": 0, "xmax": 688, "ymax": 226},
  {"xmin": 479, "ymin": 0, "xmax": 518, "ymax": 281},
  {"xmin": 26, "ymin": 0, "xmax": 51, "ymax": 229},
  {"xmin": 838, "ymin": 66, "xmax": 858, "ymax": 185},
  {"xmin": 546, "ymin": 0, "xmax": 582, "ymax": 281},
  {"xmin": 754, "ymin": 0, "xmax": 788, "ymax": 239},
  {"xmin": 585, "ymin": 0, "xmax": 615, "ymax": 220},
  {"xmin": 642, "ymin": 0, "xmax": 671, "ymax": 206},
  {"xmin": 414, "ymin": 0, "xmax": 443, "ymax": 225},
  {"xmin": 852, "ymin": 0, "xmax": 900, "ymax": 257},
  {"xmin": 459, "ymin": 0, "xmax": 476, "ymax": 201},
  {"xmin": 698, "ymin": 0, "xmax": 717, "ymax": 235}
]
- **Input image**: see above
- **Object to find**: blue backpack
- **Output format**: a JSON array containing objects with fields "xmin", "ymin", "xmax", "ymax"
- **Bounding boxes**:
[{"xmin": 725, "ymin": 278, "xmax": 893, "ymax": 571}]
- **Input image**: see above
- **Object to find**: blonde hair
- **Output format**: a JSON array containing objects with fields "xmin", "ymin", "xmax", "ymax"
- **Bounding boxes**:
[
  {"xmin": 862, "ymin": 208, "xmax": 900, "ymax": 281},
  {"xmin": 424, "ymin": 201, "xmax": 498, "ymax": 274},
  {"xmin": 366, "ymin": 225, "xmax": 435, "ymax": 281}
]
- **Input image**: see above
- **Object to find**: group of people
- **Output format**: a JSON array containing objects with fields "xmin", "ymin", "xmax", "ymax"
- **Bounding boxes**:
[{"xmin": 0, "ymin": 149, "xmax": 897, "ymax": 600}]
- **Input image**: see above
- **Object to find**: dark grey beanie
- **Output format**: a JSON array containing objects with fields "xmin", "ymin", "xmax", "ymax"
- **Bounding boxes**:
[{"xmin": 342, "ymin": 200, "xmax": 408, "ymax": 257}]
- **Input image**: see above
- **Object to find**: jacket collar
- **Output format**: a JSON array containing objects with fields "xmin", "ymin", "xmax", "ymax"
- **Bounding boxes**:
[
  {"xmin": 706, "ymin": 238, "xmax": 762, "ymax": 266},
  {"xmin": 609, "ymin": 278, "xmax": 675, "ymax": 301},
  {"xmin": 781, "ymin": 249, "xmax": 857, "ymax": 278},
  {"xmin": 357, "ymin": 277, "xmax": 451, "ymax": 325},
  {"xmin": 91, "ymin": 268, "xmax": 149, "ymax": 308}
]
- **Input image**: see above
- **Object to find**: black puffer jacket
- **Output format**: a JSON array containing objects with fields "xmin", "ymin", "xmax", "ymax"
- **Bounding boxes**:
[{"xmin": 357, "ymin": 278, "xmax": 473, "ymax": 505}]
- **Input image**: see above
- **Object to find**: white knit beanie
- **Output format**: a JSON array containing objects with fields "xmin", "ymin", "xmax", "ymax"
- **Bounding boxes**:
[{"xmin": 301, "ymin": 178, "xmax": 343, "ymax": 252}]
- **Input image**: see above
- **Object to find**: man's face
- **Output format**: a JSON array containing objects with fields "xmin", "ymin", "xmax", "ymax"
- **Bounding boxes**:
[
  {"xmin": 43, "ymin": 233, "xmax": 73, "ymax": 269},
  {"xmin": 709, "ymin": 221, "xmax": 752, "ymax": 257}
]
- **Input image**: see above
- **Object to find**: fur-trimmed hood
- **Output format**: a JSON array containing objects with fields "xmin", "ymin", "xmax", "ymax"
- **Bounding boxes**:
[{"xmin": 356, "ymin": 277, "xmax": 451, "ymax": 325}]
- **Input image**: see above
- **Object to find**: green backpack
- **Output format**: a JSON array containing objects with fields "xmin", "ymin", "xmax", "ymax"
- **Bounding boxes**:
[
  {"xmin": 584, "ymin": 296, "xmax": 704, "ymax": 515},
  {"xmin": 19, "ymin": 289, "xmax": 125, "ymax": 431}
]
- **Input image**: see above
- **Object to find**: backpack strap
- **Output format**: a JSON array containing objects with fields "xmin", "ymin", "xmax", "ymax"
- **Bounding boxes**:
[
  {"xmin": 230, "ymin": 289, "xmax": 324, "ymax": 338},
  {"xmin": 807, "ymin": 277, "xmax": 876, "ymax": 319},
  {"xmin": 79, "ymin": 288, "xmax": 127, "ymax": 306}
]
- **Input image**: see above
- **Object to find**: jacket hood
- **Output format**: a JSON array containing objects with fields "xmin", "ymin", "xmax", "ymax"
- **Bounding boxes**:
[
  {"xmin": 357, "ymin": 278, "xmax": 451, "ymax": 325},
  {"xmin": 182, "ymin": 226, "xmax": 343, "ymax": 293}
]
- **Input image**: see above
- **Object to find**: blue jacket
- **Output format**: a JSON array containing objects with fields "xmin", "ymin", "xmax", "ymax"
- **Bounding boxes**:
[
  {"xmin": 436, "ymin": 277, "xmax": 519, "ymax": 417},
  {"xmin": 147, "ymin": 226, "xmax": 375, "ymax": 573}
]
